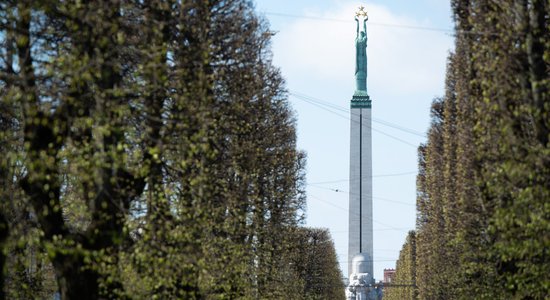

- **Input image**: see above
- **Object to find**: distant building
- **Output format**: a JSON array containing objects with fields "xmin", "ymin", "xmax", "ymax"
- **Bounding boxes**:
[{"xmin": 383, "ymin": 268, "xmax": 396, "ymax": 284}]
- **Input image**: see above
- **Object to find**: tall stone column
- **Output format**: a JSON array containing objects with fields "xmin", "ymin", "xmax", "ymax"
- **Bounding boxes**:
[
  {"xmin": 348, "ymin": 5, "xmax": 374, "ymax": 280},
  {"xmin": 348, "ymin": 96, "xmax": 373, "ymax": 277}
]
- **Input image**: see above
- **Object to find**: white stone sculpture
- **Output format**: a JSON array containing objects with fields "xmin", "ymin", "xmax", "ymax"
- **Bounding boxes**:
[{"xmin": 346, "ymin": 254, "xmax": 380, "ymax": 300}]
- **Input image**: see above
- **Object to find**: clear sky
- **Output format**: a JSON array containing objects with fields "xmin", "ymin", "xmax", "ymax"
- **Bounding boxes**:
[{"xmin": 253, "ymin": 0, "xmax": 454, "ymax": 280}]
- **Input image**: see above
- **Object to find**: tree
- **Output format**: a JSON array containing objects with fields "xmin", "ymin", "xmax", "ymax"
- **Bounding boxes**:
[
  {"xmin": 292, "ymin": 228, "xmax": 345, "ymax": 300},
  {"xmin": 384, "ymin": 231, "xmax": 416, "ymax": 300},
  {"xmin": 415, "ymin": 98, "xmax": 449, "ymax": 300},
  {"xmin": 405, "ymin": 1, "xmax": 549, "ymax": 299},
  {"xmin": 1, "ymin": 0, "xmax": 313, "ymax": 298}
]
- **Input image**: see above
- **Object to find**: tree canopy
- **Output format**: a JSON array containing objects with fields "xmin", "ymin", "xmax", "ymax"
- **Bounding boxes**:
[
  {"xmin": 0, "ymin": 1, "xmax": 345, "ymax": 299},
  {"xmin": 391, "ymin": 1, "xmax": 549, "ymax": 299}
]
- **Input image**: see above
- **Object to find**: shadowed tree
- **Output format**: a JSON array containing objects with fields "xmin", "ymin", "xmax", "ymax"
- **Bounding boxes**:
[
  {"xmin": 1, "ymin": 0, "xmax": 312, "ymax": 299},
  {"xmin": 402, "ymin": 1, "xmax": 549, "ymax": 299}
]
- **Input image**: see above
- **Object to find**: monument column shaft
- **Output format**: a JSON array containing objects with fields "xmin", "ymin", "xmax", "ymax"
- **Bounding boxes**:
[
  {"xmin": 348, "ymin": 7, "xmax": 374, "ymax": 282},
  {"xmin": 348, "ymin": 107, "xmax": 373, "ymax": 278}
]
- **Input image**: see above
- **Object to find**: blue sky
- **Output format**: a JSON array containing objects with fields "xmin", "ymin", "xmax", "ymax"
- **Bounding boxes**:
[{"xmin": 254, "ymin": 1, "xmax": 454, "ymax": 280}]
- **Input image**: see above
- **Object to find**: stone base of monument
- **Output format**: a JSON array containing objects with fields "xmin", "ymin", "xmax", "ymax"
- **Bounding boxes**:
[
  {"xmin": 345, "ymin": 274, "xmax": 382, "ymax": 300},
  {"xmin": 346, "ymin": 254, "xmax": 383, "ymax": 300}
]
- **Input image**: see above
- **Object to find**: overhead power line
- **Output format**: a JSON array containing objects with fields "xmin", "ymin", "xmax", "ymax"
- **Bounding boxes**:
[
  {"xmin": 308, "ymin": 185, "xmax": 415, "ymax": 207},
  {"xmin": 262, "ymin": 11, "xmax": 504, "ymax": 38},
  {"xmin": 262, "ymin": 11, "xmax": 454, "ymax": 33},
  {"xmin": 289, "ymin": 92, "xmax": 421, "ymax": 148},
  {"xmin": 308, "ymin": 194, "xmax": 412, "ymax": 231},
  {"xmin": 331, "ymin": 229, "xmax": 412, "ymax": 234},
  {"xmin": 338, "ymin": 258, "xmax": 399, "ymax": 263},
  {"xmin": 308, "ymin": 171, "xmax": 417, "ymax": 184},
  {"xmin": 290, "ymin": 91, "xmax": 426, "ymax": 137},
  {"xmin": 291, "ymin": 94, "xmax": 417, "ymax": 147}
]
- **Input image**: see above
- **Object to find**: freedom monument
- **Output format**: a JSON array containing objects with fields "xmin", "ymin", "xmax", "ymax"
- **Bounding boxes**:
[{"xmin": 346, "ymin": 6, "xmax": 382, "ymax": 300}]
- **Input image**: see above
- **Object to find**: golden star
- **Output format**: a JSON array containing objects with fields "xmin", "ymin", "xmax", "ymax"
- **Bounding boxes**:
[{"xmin": 356, "ymin": 5, "xmax": 368, "ymax": 18}]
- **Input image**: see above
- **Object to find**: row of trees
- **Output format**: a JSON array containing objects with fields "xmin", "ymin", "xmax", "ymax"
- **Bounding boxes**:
[
  {"xmin": 383, "ymin": 231, "xmax": 416, "ymax": 300},
  {"xmin": 0, "ymin": 1, "xmax": 344, "ymax": 299},
  {"xmin": 388, "ymin": 0, "xmax": 549, "ymax": 299}
]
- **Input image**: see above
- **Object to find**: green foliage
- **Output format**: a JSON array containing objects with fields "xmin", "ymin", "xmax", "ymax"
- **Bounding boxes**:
[
  {"xmin": 400, "ymin": 1, "xmax": 550, "ymax": 299},
  {"xmin": 291, "ymin": 228, "xmax": 345, "ymax": 300},
  {"xmin": 384, "ymin": 231, "xmax": 416, "ymax": 300},
  {"xmin": 0, "ymin": 0, "xmax": 339, "ymax": 299}
]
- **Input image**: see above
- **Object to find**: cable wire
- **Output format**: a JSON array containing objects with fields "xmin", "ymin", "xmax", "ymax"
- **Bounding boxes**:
[
  {"xmin": 290, "ymin": 93, "xmax": 420, "ymax": 148},
  {"xmin": 308, "ymin": 194, "xmax": 413, "ymax": 231},
  {"xmin": 262, "ymin": 11, "xmax": 453, "ymax": 33},
  {"xmin": 308, "ymin": 171, "xmax": 417, "ymax": 185},
  {"xmin": 290, "ymin": 91, "xmax": 426, "ymax": 137},
  {"xmin": 308, "ymin": 185, "xmax": 415, "ymax": 207}
]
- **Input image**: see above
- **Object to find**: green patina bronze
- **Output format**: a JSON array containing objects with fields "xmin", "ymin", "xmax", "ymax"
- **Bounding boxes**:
[
  {"xmin": 352, "ymin": 6, "xmax": 371, "ymax": 109},
  {"xmin": 355, "ymin": 16, "xmax": 367, "ymax": 92},
  {"xmin": 351, "ymin": 94, "xmax": 371, "ymax": 108}
]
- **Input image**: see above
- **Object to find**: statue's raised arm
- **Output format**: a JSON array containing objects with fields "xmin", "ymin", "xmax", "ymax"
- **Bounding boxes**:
[{"xmin": 354, "ymin": 7, "xmax": 368, "ymax": 92}]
